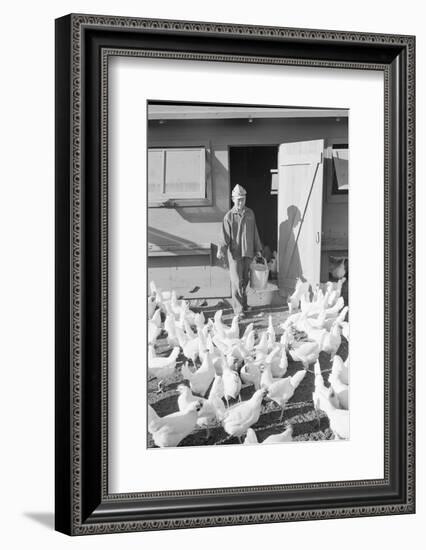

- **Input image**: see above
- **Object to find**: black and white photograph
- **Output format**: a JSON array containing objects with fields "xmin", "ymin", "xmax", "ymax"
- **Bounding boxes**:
[{"xmin": 147, "ymin": 102, "xmax": 349, "ymax": 448}]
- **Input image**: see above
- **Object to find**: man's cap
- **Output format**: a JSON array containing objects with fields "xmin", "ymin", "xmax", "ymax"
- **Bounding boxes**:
[{"xmin": 231, "ymin": 184, "xmax": 247, "ymax": 197}]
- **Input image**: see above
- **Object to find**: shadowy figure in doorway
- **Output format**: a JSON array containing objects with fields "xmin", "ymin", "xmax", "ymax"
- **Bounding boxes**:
[{"xmin": 278, "ymin": 205, "xmax": 303, "ymax": 291}]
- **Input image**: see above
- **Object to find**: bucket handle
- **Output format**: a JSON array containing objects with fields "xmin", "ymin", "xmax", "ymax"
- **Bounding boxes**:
[{"xmin": 252, "ymin": 255, "xmax": 267, "ymax": 268}]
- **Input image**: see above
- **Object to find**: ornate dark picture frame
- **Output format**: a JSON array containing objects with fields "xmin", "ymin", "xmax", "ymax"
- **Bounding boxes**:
[{"xmin": 55, "ymin": 14, "xmax": 415, "ymax": 535}]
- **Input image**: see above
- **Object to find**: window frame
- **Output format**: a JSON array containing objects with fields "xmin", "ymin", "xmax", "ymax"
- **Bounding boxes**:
[
  {"xmin": 147, "ymin": 140, "xmax": 213, "ymax": 208},
  {"xmin": 324, "ymin": 139, "xmax": 349, "ymax": 204}
]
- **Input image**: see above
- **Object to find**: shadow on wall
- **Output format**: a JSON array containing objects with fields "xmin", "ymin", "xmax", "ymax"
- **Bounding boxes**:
[
  {"xmin": 174, "ymin": 205, "xmax": 224, "ymax": 223},
  {"xmin": 148, "ymin": 226, "xmax": 202, "ymax": 249},
  {"xmin": 278, "ymin": 205, "xmax": 303, "ymax": 286}
]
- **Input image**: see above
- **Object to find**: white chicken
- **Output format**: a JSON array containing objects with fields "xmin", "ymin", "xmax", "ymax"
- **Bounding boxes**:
[
  {"xmin": 323, "ymin": 305, "xmax": 348, "ymax": 331},
  {"xmin": 328, "ymin": 356, "xmax": 349, "ymax": 410},
  {"xmin": 193, "ymin": 311, "xmax": 206, "ymax": 332},
  {"xmin": 331, "ymin": 354, "xmax": 349, "ymax": 385},
  {"xmin": 148, "ymin": 319, "xmax": 161, "ymax": 345},
  {"xmin": 341, "ymin": 321, "xmax": 349, "ymax": 341},
  {"xmin": 242, "ymin": 322, "xmax": 254, "ymax": 342},
  {"xmin": 222, "ymin": 356, "xmax": 242, "ymax": 406},
  {"xmin": 244, "ymin": 330, "xmax": 256, "ymax": 353},
  {"xmin": 262, "ymin": 425, "xmax": 293, "ymax": 444},
  {"xmin": 244, "ymin": 425, "xmax": 293, "ymax": 445},
  {"xmin": 151, "ymin": 308, "xmax": 162, "ymax": 329},
  {"xmin": 321, "ymin": 322, "xmax": 342, "ymax": 359},
  {"xmin": 264, "ymin": 367, "xmax": 307, "ymax": 421},
  {"xmin": 270, "ymin": 348, "xmax": 288, "ymax": 378},
  {"xmin": 289, "ymin": 340, "xmax": 321, "ymax": 369},
  {"xmin": 176, "ymin": 384, "xmax": 225, "ymax": 435},
  {"xmin": 209, "ymin": 373, "xmax": 225, "ymax": 402},
  {"xmin": 267, "ymin": 315, "xmax": 276, "ymax": 346},
  {"xmin": 240, "ymin": 360, "xmax": 262, "ymax": 390},
  {"xmin": 222, "ymin": 388, "xmax": 267, "ymax": 441},
  {"xmin": 312, "ymin": 361, "xmax": 349, "ymax": 439},
  {"xmin": 288, "ymin": 278, "xmax": 310, "ymax": 313},
  {"xmin": 324, "ymin": 296, "xmax": 345, "ymax": 319},
  {"xmin": 164, "ymin": 314, "xmax": 179, "ymax": 347},
  {"xmin": 181, "ymin": 351, "xmax": 215, "ymax": 397},
  {"xmin": 255, "ymin": 331, "xmax": 269, "ymax": 357},
  {"xmin": 147, "ymin": 401, "xmax": 202, "ymax": 447},
  {"xmin": 148, "ymin": 346, "xmax": 180, "ymax": 391},
  {"xmin": 327, "ymin": 277, "xmax": 346, "ymax": 308},
  {"xmin": 147, "ymin": 295, "xmax": 157, "ymax": 320}
]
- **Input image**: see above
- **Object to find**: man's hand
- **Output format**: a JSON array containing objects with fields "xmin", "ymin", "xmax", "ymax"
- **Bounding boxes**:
[{"xmin": 217, "ymin": 249, "xmax": 224, "ymax": 261}]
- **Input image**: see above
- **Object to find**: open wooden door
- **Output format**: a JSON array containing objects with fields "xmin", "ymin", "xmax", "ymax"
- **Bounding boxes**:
[{"xmin": 277, "ymin": 140, "xmax": 324, "ymax": 296}]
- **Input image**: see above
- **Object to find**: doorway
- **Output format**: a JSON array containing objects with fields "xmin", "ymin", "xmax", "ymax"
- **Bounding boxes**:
[{"xmin": 229, "ymin": 146, "xmax": 278, "ymax": 256}]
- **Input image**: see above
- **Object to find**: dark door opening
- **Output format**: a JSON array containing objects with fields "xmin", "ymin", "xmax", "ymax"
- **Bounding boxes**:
[{"xmin": 229, "ymin": 146, "xmax": 278, "ymax": 256}]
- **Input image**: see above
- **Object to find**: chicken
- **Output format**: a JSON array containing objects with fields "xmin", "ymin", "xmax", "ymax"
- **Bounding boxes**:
[
  {"xmin": 151, "ymin": 308, "xmax": 162, "ymax": 329},
  {"xmin": 331, "ymin": 354, "xmax": 349, "ymax": 385},
  {"xmin": 264, "ymin": 367, "xmax": 306, "ymax": 421},
  {"xmin": 147, "ymin": 295, "xmax": 157, "ymax": 320},
  {"xmin": 148, "ymin": 346, "xmax": 180, "ymax": 391},
  {"xmin": 181, "ymin": 351, "xmax": 215, "ymax": 397},
  {"xmin": 288, "ymin": 278, "xmax": 310, "ymax": 313},
  {"xmin": 321, "ymin": 322, "xmax": 342, "ymax": 359},
  {"xmin": 164, "ymin": 314, "xmax": 179, "ymax": 347},
  {"xmin": 244, "ymin": 330, "xmax": 256, "ymax": 353},
  {"xmin": 296, "ymin": 315, "xmax": 327, "ymax": 348},
  {"xmin": 324, "ymin": 296, "xmax": 345, "ymax": 319},
  {"xmin": 194, "ymin": 311, "xmax": 206, "ymax": 333},
  {"xmin": 148, "ymin": 319, "xmax": 161, "ymax": 345},
  {"xmin": 182, "ymin": 339, "xmax": 200, "ymax": 365},
  {"xmin": 240, "ymin": 360, "xmax": 262, "ymax": 390},
  {"xmin": 327, "ymin": 277, "xmax": 346, "ymax": 308},
  {"xmin": 259, "ymin": 345, "xmax": 286, "ymax": 378},
  {"xmin": 267, "ymin": 315, "xmax": 276, "ymax": 346},
  {"xmin": 312, "ymin": 361, "xmax": 349, "ymax": 439},
  {"xmin": 170, "ymin": 289, "xmax": 186, "ymax": 317},
  {"xmin": 341, "ymin": 321, "xmax": 349, "ymax": 341},
  {"xmin": 323, "ymin": 305, "xmax": 348, "ymax": 331},
  {"xmin": 280, "ymin": 312, "xmax": 303, "ymax": 332},
  {"xmin": 289, "ymin": 340, "xmax": 321, "ymax": 369},
  {"xmin": 148, "ymin": 344, "xmax": 156, "ymax": 359},
  {"xmin": 242, "ymin": 322, "xmax": 254, "ymax": 342},
  {"xmin": 262, "ymin": 425, "xmax": 293, "ymax": 444},
  {"xmin": 197, "ymin": 329, "xmax": 209, "ymax": 362},
  {"xmin": 209, "ymin": 373, "xmax": 225, "ymax": 402},
  {"xmin": 177, "ymin": 384, "xmax": 225, "ymax": 435},
  {"xmin": 222, "ymin": 388, "xmax": 267, "ymax": 441},
  {"xmin": 147, "ymin": 401, "xmax": 202, "ymax": 447},
  {"xmin": 224, "ymin": 315, "xmax": 240, "ymax": 340},
  {"xmin": 222, "ymin": 355, "xmax": 242, "ymax": 406},
  {"xmin": 328, "ymin": 356, "xmax": 349, "ymax": 410},
  {"xmin": 245, "ymin": 425, "xmax": 294, "ymax": 445},
  {"xmin": 259, "ymin": 362, "xmax": 280, "ymax": 390},
  {"xmin": 328, "ymin": 371, "xmax": 349, "ymax": 410},
  {"xmin": 244, "ymin": 428, "xmax": 259, "ymax": 444},
  {"xmin": 255, "ymin": 331, "xmax": 269, "ymax": 357}
]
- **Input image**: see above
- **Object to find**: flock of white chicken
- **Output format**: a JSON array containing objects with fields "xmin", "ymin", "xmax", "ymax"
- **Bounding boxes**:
[{"xmin": 147, "ymin": 277, "xmax": 349, "ymax": 448}]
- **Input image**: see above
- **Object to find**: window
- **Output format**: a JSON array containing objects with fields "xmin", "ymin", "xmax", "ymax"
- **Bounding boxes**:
[
  {"xmin": 331, "ymin": 144, "xmax": 349, "ymax": 195},
  {"xmin": 148, "ymin": 147, "xmax": 206, "ymax": 201}
]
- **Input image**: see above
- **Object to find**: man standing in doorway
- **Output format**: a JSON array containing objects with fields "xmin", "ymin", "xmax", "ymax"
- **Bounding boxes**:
[{"xmin": 217, "ymin": 184, "xmax": 263, "ymax": 317}]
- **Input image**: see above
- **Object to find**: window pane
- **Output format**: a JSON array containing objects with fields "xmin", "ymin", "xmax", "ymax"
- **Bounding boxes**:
[
  {"xmin": 164, "ymin": 149, "xmax": 204, "ymax": 196},
  {"xmin": 148, "ymin": 150, "xmax": 164, "ymax": 194},
  {"xmin": 332, "ymin": 148, "xmax": 349, "ymax": 192}
]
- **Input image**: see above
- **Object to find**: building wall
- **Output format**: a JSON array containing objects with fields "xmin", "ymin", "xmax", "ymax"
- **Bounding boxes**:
[{"xmin": 148, "ymin": 116, "xmax": 348, "ymax": 297}]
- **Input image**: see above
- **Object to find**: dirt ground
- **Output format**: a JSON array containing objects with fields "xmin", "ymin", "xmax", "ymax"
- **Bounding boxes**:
[{"xmin": 147, "ymin": 303, "xmax": 349, "ymax": 448}]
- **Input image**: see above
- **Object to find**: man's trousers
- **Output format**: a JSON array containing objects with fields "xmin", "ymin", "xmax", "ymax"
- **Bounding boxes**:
[{"xmin": 227, "ymin": 253, "xmax": 252, "ymax": 314}]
